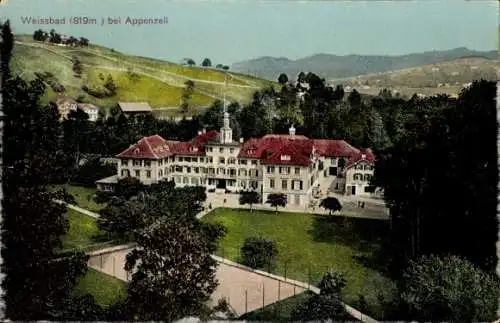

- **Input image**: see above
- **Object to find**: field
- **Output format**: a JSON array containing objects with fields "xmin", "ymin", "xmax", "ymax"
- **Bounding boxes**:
[
  {"xmin": 62, "ymin": 209, "xmax": 114, "ymax": 251},
  {"xmin": 239, "ymin": 291, "xmax": 314, "ymax": 321},
  {"xmin": 202, "ymin": 208, "xmax": 395, "ymax": 318},
  {"xmin": 332, "ymin": 57, "xmax": 499, "ymax": 97},
  {"xmin": 73, "ymin": 268, "xmax": 127, "ymax": 308},
  {"xmin": 11, "ymin": 35, "xmax": 277, "ymax": 114},
  {"xmin": 53, "ymin": 184, "xmax": 106, "ymax": 213}
]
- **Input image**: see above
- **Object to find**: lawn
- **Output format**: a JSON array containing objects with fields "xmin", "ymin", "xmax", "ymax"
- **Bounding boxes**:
[
  {"xmin": 73, "ymin": 268, "xmax": 127, "ymax": 308},
  {"xmin": 54, "ymin": 184, "xmax": 106, "ymax": 213},
  {"xmin": 202, "ymin": 208, "xmax": 395, "ymax": 319},
  {"xmin": 239, "ymin": 291, "xmax": 314, "ymax": 321},
  {"xmin": 62, "ymin": 209, "xmax": 113, "ymax": 251}
]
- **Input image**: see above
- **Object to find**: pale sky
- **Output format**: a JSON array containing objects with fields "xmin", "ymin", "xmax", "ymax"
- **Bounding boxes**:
[{"xmin": 1, "ymin": 0, "xmax": 498, "ymax": 65}]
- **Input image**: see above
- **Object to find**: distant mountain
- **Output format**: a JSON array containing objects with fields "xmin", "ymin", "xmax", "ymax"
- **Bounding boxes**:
[{"xmin": 232, "ymin": 47, "xmax": 498, "ymax": 81}]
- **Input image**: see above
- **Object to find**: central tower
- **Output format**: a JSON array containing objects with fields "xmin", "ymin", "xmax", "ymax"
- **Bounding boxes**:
[{"xmin": 219, "ymin": 93, "xmax": 233, "ymax": 144}]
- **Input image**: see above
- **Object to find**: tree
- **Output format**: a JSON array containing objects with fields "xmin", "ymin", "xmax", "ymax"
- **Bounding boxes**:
[
  {"xmin": 103, "ymin": 74, "xmax": 117, "ymax": 95},
  {"xmin": 72, "ymin": 56, "xmax": 83, "ymax": 78},
  {"xmin": 297, "ymin": 71, "xmax": 306, "ymax": 84},
  {"xmin": 222, "ymin": 65, "xmax": 230, "ymax": 70},
  {"xmin": 124, "ymin": 215, "xmax": 225, "ymax": 321},
  {"xmin": 98, "ymin": 197, "xmax": 146, "ymax": 241},
  {"xmin": 180, "ymin": 80, "xmax": 195, "ymax": 114},
  {"xmin": 186, "ymin": 58, "xmax": 196, "ymax": 66},
  {"xmin": 201, "ymin": 58, "xmax": 212, "ymax": 67},
  {"xmin": 372, "ymin": 81, "xmax": 497, "ymax": 275},
  {"xmin": 2, "ymin": 22, "xmax": 96, "ymax": 319},
  {"xmin": 239, "ymin": 191, "xmax": 260, "ymax": 211},
  {"xmin": 319, "ymin": 196, "xmax": 342, "ymax": 215},
  {"xmin": 291, "ymin": 271, "xmax": 349, "ymax": 321},
  {"xmin": 114, "ymin": 177, "xmax": 145, "ymax": 200},
  {"xmin": 395, "ymin": 255, "xmax": 499, "ymax": 322},
  {"xmin": 240, "ymin": 237, "xmax": 278, "ymax": 269},
  {"xmin": 215, "ymin": 63, "xmax": 223, "ymax": 69},
  {"xmin": 72, "ymin": 156, "xmax": 116, "ymax": 187},
  {"xmin": 277, "ymin": 73, "xmax": 289, "ymax": 85},
  {"xmin": 265, "ymin": 193, "xmax": 287, "ymax": 213}
]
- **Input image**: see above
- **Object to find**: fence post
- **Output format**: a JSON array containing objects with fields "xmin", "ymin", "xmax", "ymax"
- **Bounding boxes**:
[
  {"xmin": 262, "ymin": 283, "xmax": 265, "ymax": 308},
  {"xmin": 293, "ymin": 284, "xmax": 296, "ymax": 296},
  {"xmin": 100, "ymin": 255, "xmax": 103, "ymax": 269},
  {"xmin": 113, "ymin": 256, "xmax": 116, "ymax": 276},
  {"xmin": 308, "ymin": 266, "xmax": 311, "ymax": 289},
  {"xmin": 278, "ymin": 280, "xmax": 281, "ymax": 301},
  {"xmin": 245, "ymin": 289, "xmax": 248, "ymax": 314}
]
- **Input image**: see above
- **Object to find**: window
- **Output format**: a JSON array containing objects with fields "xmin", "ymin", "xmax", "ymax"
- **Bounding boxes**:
[
  {"xmin": 159, "ymin": 169, "xmax": 163, "ymax": 177},
  {"xmin": 282, "ymin": 180, "xmax": 288, "ymax": 190},
  {"xmin": 251, "ymin": 181, "xmax": 258, "ymax": 189},
  {"xmin": 186, "ymin": 167, "xmax": 191, "ymax": 173},
  {"xmin": 219, "ymin": 147, "xmax": 224, "ymax": 153},
  {"xmin": 364, "ymin": 164, "xmax": 373, "ymax": 170},
  {"xmin": 133, "ymin": 160, "xmax": 142, "ymax": 166},
  {"xmin": 295, "ymin": 167, "xmax": 300, "ymax": 175},
  {"xmin": 239, "ymin": 169, "xmax": 247, "ymax": 176},
  {"xmin": 230, "ymin": 169, "xmax": 237, "ymax": 176},
  {"xmin": 194, "ymin": 167, "xmax": 199, "ymax": 174},
  {"xmin": 177, "ymin": 157, "xmax": 183, "ymax": 162},
  {"xmin": 251, "ymin": 160, "xmax": 257, "ymax": 165},
  {"xmin": 219, "ymin": 157, "xmax": 225, "ymax": 164},
  {"xmin": 292, "ymin": 180, "xmax": 303, "ymax": 191},
  {"xmin": 165, "ymin": 167, "xmax": 169, "ymax": 174},
  {"xmin": 175, "ymin": 166, "xmax": 182, "ymax": 172},
  {"xmin": 267, "ymin": 166, "xmax": 275, "ymax": 174},
  {"xmin": 279, "ymin": 167, "xmax": 284, "ymax": 174},
  {"xmin": 230, "ymin": 148, "xmax": 234, "ymax": 153},
  {"xmin": 200, "ymin": 157, "xmax": 204, "ymax": 163},
  {"xmin": 121, "ymin": 169, "xmax": 129, "ymax": 177},
  {"xmin": 144, "ymin": 161, "xmax": 151, "ymax": 167},
  {"xmin": 287, "ymin": 167, "xmax": 291, "ymax": 174},
  {"xmin": 364, "ymin": 174, "xmax": 372, "ymax": 181},
  {"xmin": 354, "ymin": 173, "xmax": 363, "ymax": 180},
  {"xmin": 270, "ymin": 179, "xmax": 275, "ymax": 189},
  {"xmin": 239, "ymin": 159, "xmax": 247, "ymax": 165},
  {"xmin": 183, "ymin": 177, "xmax": 188, "ymax": 184},
  {"xmin": 228, "ymin": 158, "xmax": 236, "ymax": 164},
  {"xmin": 364, "ymin": 186, "xmax": 375, "ymax": 193},
  {"xmin": 208, "ymin": 147, "xmax": 213, "ymax": 152},
  {"xmin": 146, "ymin": 170, "xmax": 151, "ymax": 178},
  {"xmin": 121, "ymin": 159, "xmax": 128, "ymax": 166},
  {"xmin": 159, "ymin": 159, "xmax": 163, "ymax": 166},
  {"xmin": 135, "ymin": 170, "xmax": 140, "ymax": 177},
  {"xmin": 280, "ymin": 155, "xmax": 291, "ymax": 161}
]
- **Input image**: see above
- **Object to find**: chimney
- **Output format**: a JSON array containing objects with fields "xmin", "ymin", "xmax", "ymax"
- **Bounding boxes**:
[
  {"xmin": 239, "ymin": 137, "xmax": 244, "ymax": 143},
  {"xmin": 361, "ymin": 154, "xmax": 366, "ymax": 159},
  {"xmin": 289, "ymin": 125, "xmax": 296, "ymax": 136}
]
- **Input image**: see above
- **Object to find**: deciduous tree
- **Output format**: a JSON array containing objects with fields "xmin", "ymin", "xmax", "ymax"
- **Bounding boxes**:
[
  {"xmin": 319, "ymin": 196, "xmax": 342, "ymax": 215},
  {"xmin": 265, "ymin": 193, "xmax": 287, "ymax": 213},
  {"xmin": 239, "ymin": 191, "xmax": 260, "ymax": 211}
]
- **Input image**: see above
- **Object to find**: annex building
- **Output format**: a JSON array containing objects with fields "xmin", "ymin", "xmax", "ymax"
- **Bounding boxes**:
[{"xmin": 96, "ymin": 110, "xmax": 376, "ymax": 206}]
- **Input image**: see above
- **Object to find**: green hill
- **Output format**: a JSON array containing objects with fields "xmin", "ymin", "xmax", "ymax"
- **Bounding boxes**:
[{"xmin": 11, "ymin": 35, "xmax": 278, "ymax": 115}]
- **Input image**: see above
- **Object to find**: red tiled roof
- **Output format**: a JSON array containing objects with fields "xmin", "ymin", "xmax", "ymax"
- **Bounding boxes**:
[
  {"xmin": 346, "ymin": 148, "xmax": 376, "ymax": 169},
  {"xmin": 312, "ymin": 139, "xmax": 360, "ymax": 157},
  {"xmin": 116, "ymin": 131, "xmax": 374, "ymax": 166},
  {"xmin": 116, "ymin": 131, "xmax": 219, "ymax": 159},
  {"xmin": 116, "ymin": 135, "xmax": 177, "ymax": 159}
]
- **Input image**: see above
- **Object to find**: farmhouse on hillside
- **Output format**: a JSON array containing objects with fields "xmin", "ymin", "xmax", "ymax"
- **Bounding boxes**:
[
  {"xmin": 118, "ymin": 102, "xmax": 153, "ymax": 116},
  {"xmin": 55, "ymin": 97, "xmax": 100, "ymax": 122},
  {"xmin": 96, "ymin": 108, "xmax": 377, "ymax": 206}
]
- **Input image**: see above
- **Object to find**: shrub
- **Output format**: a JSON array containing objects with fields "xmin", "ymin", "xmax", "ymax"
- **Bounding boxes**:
[{"xmin": 240, "ymin": 237, "xmax": 278, "ymax": 269}]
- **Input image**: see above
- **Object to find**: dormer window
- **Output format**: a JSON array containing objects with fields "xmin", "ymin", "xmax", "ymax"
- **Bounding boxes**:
[
  {"xmin": 133, "ymin": 148, "xmax": 140, "ymax": 155},
  {"xmin": 247, "ymin": 148, "xmax": 256, "ymax": 155},
  {"xmin": 280, "ymin": 155, "xmax": 291, "ymax": 161},
  {"xmin": 190, "ymin": 146, "xmax": 199, "ymax": 152}
]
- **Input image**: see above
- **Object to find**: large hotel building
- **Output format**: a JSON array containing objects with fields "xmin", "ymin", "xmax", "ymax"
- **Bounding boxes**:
[{"xmin": 96, "ymin": 110, "xmax": 376, "ymax": 207}]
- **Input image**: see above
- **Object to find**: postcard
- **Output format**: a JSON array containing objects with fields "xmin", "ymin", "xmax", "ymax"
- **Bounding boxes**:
[{"xmin": 0, "ymin": 0, "xmax": 498, "ymax": 322}]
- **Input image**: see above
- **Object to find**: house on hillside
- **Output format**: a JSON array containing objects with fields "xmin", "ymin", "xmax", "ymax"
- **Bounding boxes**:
[
  {"xmin": 56, "ymin": 97, "xmax": 78, "ymax": 120},
  {"xmin": 78, "ymin": 103, "xmax": 99, "ymax": 122},
  {"xmin": 118, "ymin": 102, "xmax": 153, "ymax": 116},
  {"xmin": 55, "ymin": 98, "xmax": 100, "ymax": 121},
  {"xmin": 96, "ymin": 108, "xmax": 378, "ymax": 206}
]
